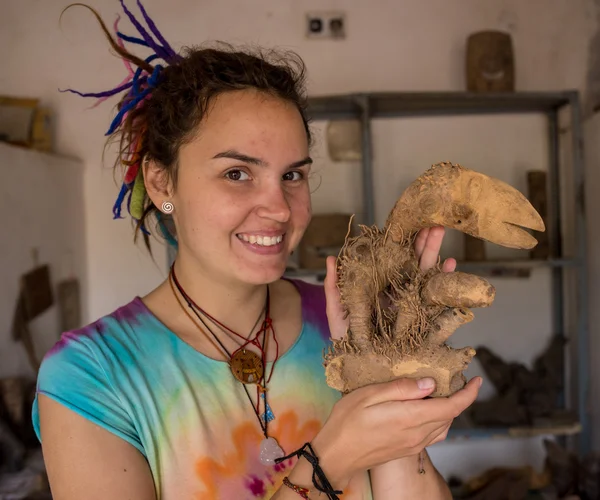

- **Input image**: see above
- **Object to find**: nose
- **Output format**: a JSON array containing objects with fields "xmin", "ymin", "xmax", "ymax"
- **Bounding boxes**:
[{"xmin": 255, "ymin": 182, "xmax": 291, "ymax": 223}]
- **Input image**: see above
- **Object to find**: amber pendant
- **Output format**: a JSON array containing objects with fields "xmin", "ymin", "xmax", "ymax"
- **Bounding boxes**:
[{"xmin": 229, "ymin": 349, "xmax": 264, "ymax": 384}]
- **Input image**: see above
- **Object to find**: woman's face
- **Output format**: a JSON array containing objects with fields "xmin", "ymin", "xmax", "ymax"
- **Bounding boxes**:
[{"xmin": 169, "ymin": 89, "xmax": 312, "ymax": 285}]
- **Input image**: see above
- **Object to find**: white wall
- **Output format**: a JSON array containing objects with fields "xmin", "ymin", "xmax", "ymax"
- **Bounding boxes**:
[
  {"xmin": 1, "ymin": 0, "xmax": 598, "ymax": 481},
  {"xmin": 0, "ymin": 144, "xmax": 85, "ymax": 379}
]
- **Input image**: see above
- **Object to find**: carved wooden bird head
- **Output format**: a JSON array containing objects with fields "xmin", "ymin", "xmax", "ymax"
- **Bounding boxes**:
[{"xmin": 385, "ymin": 162, "xmax": 545, "ymax": 249}]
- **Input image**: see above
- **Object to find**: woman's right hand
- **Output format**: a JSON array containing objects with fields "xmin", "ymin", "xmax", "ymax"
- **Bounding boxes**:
[{"xmin": 311, "ymin": 375, "xmax": 481, "ymax": 489}]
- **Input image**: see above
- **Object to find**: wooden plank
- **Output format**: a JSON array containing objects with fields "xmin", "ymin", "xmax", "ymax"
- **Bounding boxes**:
[{"xmin": 527, "ymin": 170, "xmax": 551, "ymax": 259}]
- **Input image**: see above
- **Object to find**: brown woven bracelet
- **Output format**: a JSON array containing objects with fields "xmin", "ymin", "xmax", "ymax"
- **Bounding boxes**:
[{"xmin": 282, "ymin": 477, "xmax": 311, "ymax": 499}]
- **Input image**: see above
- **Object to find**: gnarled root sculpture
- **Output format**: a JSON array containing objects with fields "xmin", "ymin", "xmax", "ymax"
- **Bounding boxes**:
[{"xmin": 324, "ymin": 162, "xmax": 545, "ymax": 397}]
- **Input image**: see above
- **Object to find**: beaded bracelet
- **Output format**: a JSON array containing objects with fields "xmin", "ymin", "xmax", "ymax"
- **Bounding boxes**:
[{"xmin": 282, "ymin": 477, "xmax": 311, "ymax": 499}]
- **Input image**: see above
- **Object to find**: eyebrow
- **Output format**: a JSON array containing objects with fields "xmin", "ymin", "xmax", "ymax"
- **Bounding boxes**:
[{"xmin": 212, "ymin": 150, "xmax": 313, "ymax": 169}]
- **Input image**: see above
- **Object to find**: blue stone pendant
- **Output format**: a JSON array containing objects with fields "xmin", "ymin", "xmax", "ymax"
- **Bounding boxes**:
[{"xmin": 261, "ymin": 393, "xmax": 275, "ymax": 423}]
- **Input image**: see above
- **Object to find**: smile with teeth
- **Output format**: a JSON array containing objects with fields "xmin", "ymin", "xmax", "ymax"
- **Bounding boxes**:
[{"xmin": 237, "ymin": 234, "xmax": 284, "ymax": 247}]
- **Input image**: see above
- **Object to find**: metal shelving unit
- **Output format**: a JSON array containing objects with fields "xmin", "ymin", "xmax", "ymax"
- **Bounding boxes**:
[
  {"xmin": 304, "ymin": 90, "xmax": 589, "ymax": 455},
  {"xmin": 447, "ymin": 421, "xmax": 582, "ymax": 441}
]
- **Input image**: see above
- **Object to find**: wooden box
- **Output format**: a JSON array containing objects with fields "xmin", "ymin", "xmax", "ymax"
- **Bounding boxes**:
[{"xmin": 298, "ymin": 214, "xmax": 353, "ymax": 270}]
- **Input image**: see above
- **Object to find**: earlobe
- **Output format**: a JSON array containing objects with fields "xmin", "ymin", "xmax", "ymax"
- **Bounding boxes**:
[{"xmin": 144, "ymin": 156, "xmax": 173, "ymax": 207}]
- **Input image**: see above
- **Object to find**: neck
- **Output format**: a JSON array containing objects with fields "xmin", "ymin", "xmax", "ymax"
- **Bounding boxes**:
[{"xmin": 171, "ymin": 253, "xmax": 268, "ymax": 336}]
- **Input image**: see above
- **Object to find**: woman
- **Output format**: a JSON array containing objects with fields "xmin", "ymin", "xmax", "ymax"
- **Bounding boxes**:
[{"xmin": 33, "ymin": 3, "xmax": 481, "ymax": 499}]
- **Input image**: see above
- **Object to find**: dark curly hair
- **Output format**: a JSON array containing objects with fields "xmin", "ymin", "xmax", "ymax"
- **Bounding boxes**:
[{"xmin": 67, "ymin": 4, "xmax": 312, "ymax": 252}]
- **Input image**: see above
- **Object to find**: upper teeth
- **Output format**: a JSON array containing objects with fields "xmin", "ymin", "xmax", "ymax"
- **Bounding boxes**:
[{"xmin": 239, "ymin": 234, "xmax": 283, "ymax": 246}]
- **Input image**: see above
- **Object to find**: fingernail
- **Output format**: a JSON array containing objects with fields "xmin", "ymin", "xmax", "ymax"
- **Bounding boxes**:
[
  {"xmin": 417, "ymin": 378, "xmax": 435, "ymax": 390},
  {"xmin": 478, "ymin": 378, "xmax": 483, "ymax": 388}
]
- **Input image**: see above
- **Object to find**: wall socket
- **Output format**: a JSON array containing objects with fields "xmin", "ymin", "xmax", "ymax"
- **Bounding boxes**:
[{"xmin": 306, "ymin": 11, "xmax": 346, "ymax": 39}]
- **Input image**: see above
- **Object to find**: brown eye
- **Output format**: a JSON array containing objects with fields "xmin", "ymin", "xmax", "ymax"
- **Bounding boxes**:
[
  {"xmin": 283, "ymin": 171, "xmax": 303, "ymax": 181},
  {"xmin": 225, "ymin": 169, "xmax": 249, "ymax": 181}
]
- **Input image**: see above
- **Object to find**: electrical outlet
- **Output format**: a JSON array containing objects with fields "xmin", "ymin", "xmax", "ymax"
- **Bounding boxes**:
[{"xmin": 306, "ymin": 11, "xmax": 346, "ymax": 39}]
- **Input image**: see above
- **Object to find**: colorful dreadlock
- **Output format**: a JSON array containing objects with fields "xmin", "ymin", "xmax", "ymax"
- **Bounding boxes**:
[{"xmin": 61, "ymin": 0, "xmax": 180, "ymax": 227}]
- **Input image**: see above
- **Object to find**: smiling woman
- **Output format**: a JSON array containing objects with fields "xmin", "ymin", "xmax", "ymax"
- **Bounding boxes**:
[{"xmin": 31, "ymin": 2, "xmax": 480, "ymax": 500}]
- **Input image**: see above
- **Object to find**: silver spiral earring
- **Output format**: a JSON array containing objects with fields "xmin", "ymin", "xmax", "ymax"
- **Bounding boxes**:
[{"xmin": 161, "ymin": 201, "xmax": 174, "ymax": 214}]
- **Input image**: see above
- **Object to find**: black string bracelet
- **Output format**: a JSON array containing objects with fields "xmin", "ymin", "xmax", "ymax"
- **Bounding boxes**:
[{"xmin": 275, "ymin": 442, "xmax": 343, "ymax": 500}]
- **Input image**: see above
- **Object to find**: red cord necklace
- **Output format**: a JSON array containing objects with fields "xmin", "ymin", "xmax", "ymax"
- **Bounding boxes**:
[{"xmin": 169, "ymin": 264, "xmax": 284, "ymax": 465}]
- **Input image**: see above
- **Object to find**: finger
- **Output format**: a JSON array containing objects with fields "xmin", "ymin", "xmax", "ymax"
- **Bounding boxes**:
[
  {"xmin": 408, "ymin": 376, "xmax": 482, "ymax": 424},
  {"xmin": 442, "ymin": 258, "xmax": 457, "ymax": 273},
  {"xmin": 363, "ymin": 377, "xmax": 437, "ymax": 407},
  {"xmin": 324, "ymin": 256, "xmax": 338, "ymax": 304},
  {"xmin": 402, "ymin": 419, "xmax": 452, "ymax": 455},
  {"xmin": 444, "ymin": 377, "xmax": 482, "ymax": 414},
  {"xmin": 428, "ymin": 422, "xmax": 452, "ymax": 446},
  {"xmin": 414, "ymin": 228, "xmax": 430, "ymax": 260},
  {"xmin": 406, "ymin": 422, "xmax": 450, "ymax": 454},
  {"xmin": 411, "ymin": 421, "xmax": 451, "ymax": 451},
  {"xmin": 324, "ymin": 256, "xmax": 348, "ymax": 340},
  {"xmin": 419, "ymin": 226, "xmax": 445, "ymax": 271}
]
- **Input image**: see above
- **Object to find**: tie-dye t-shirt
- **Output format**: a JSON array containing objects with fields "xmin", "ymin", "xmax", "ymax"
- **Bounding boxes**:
[{"xmin": 32, "ymin": 278, "xmax": 372, "ymax": 499}]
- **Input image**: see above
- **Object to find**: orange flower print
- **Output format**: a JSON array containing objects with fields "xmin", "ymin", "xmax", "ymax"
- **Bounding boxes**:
[{"xmin": 193, "ymin": 410, "xmax": 321, "ymax": 499}]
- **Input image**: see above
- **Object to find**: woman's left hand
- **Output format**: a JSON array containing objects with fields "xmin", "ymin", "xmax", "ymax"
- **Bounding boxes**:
[{"xmin": 324, "ymin": 226, "xmax": 455, "ymax": 341}]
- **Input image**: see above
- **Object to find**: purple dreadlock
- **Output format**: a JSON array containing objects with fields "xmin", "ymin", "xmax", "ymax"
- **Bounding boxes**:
[{"xmin": 60, "ymin": 1, "xmax": 180, "ymax": 225}]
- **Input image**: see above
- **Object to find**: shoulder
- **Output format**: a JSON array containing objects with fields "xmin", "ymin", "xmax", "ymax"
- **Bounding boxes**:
[
  {"xmin": 42, "ymin": 297, "xmax": 154, "ymax": 362},
  {"xmin": 37, "ymin": 296, "xmax": 167, "ymax": 396},
  {"xmin": 33, "ymin": 297, "xmax": 159, "ymax": 452}
]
